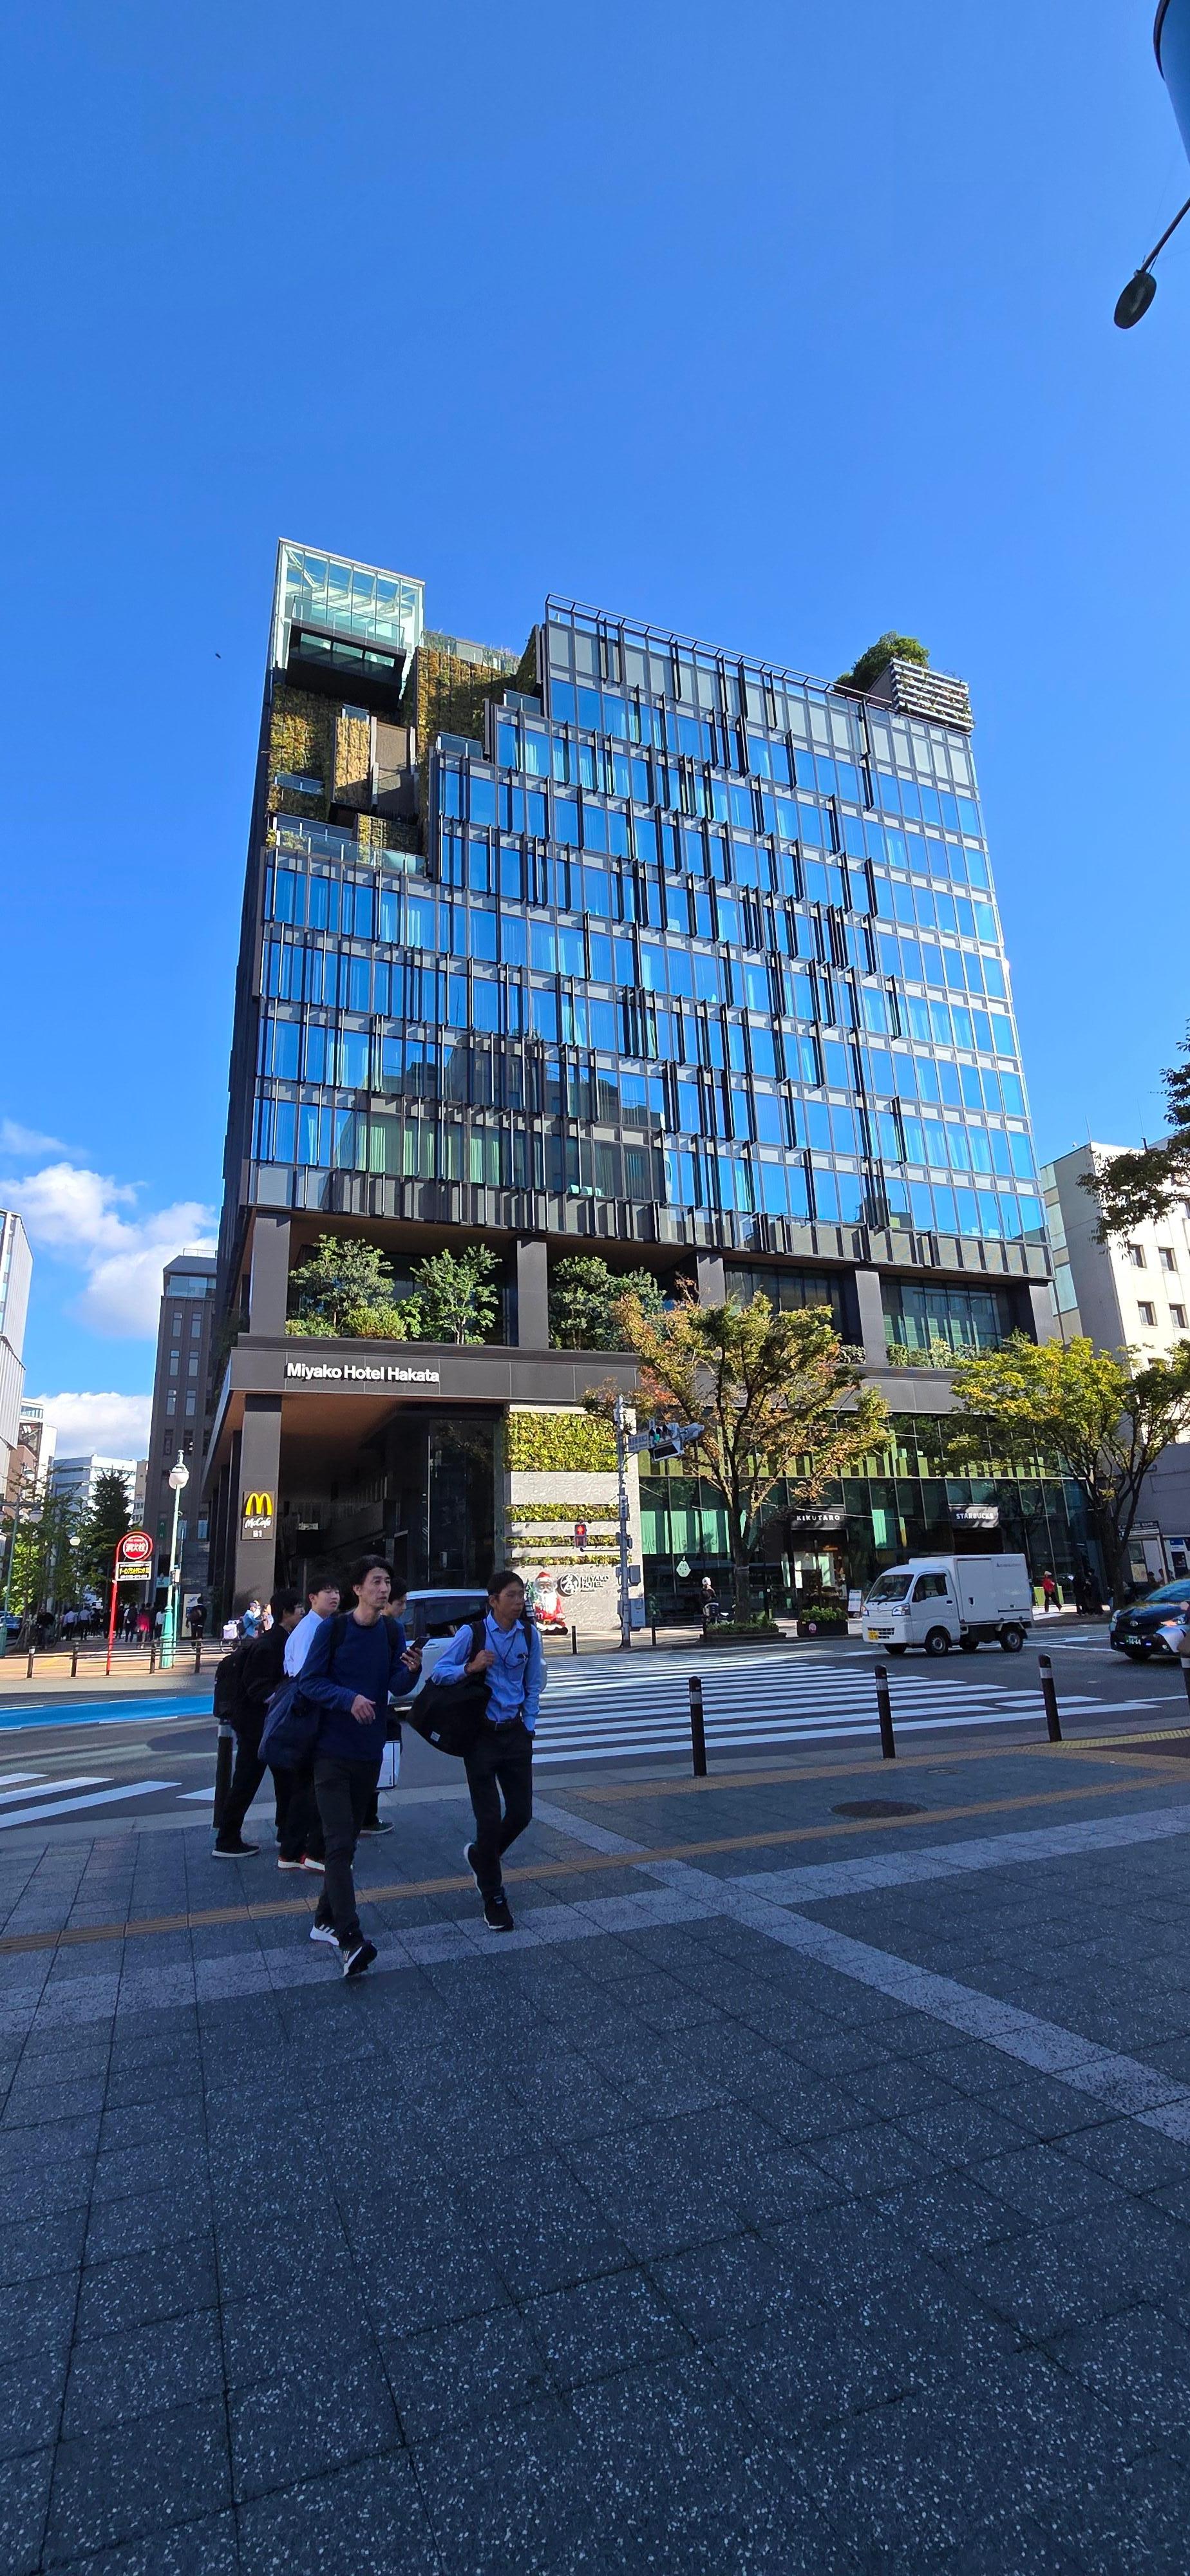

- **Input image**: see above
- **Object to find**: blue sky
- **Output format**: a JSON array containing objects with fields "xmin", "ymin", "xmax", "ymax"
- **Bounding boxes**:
[{"xmin": 3, "ymin": 0, "xmax": 1187, "ymax": 1451}]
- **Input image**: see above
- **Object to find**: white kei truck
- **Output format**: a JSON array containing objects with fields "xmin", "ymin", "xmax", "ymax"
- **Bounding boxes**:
[{"xmin": 862, "ymin": 1555, "xmax": 1034, "ymax": 1657}]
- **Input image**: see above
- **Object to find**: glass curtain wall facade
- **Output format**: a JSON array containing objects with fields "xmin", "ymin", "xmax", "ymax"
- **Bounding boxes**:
[
  {"xmin": 245, "ymin": 588, "xmax": 1044, "ymax": 1272},
  {"xmin": 213, "ymin": 545, "xmax": 1059, "ymax": 1614}
]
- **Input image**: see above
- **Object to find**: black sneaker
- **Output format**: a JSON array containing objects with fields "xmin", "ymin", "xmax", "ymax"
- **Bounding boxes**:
[
  {"xmin": 341, "ymin": 1938, "xmax": 378, "ymax": 1980},
  {"xmin": 358, "ymin": 1817, "xmax": 393, "ymax": 1836},
  {"xmin": 212, "ymin": 1836, "xmax": 260, "ymax": 1859},
  {"xmin": 482, "ymin": 1891, "xmax": 515, "ymax": 1933}
]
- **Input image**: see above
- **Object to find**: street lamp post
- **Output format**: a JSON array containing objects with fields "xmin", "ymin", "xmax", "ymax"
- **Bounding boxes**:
[{"xmin": 160, "ymin": 1455, "xmax": 189, "ymax": 1672}]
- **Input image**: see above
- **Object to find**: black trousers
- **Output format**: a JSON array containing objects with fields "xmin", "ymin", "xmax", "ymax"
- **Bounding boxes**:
[
  {"xmin": 220, "ymin": 1718, "xmax": 288, "ymax": 1842},
  {"xmin": 312, "ymin": 1754, "xmax": 381, "ymax": 1948},
  {"xmin": 278, "ymin": 1760, "xmax": 325, "ymax": 1862},
  {"xmin": 463, "ymin": 1719, "xmax": 533, "ymax": 1899}
]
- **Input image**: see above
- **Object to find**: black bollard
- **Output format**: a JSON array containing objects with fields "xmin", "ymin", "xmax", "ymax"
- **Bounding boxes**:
[
  {"xmin": 1039, "ymin": 1652, "xmax": 1062, "ymax": 1743},
  {"xmin": 1182, "ymin": 1656, "xmax": 1190, "ymax": 1716},
  {"xmin": 70, "ymin": 1642, "xmax": 79, "ymax": 1678},
  {"xmin": 689, "ymin": 1674, "xmax": 708, "ymax": 1777},
  {"xmin": 212, "ymin": 1719, "xmax": 235, "ymax": 1830},
  {"xmin": 874, "ymin": 1662, "xmax": 896, "ymax": 1760},
  {"xmin": 571, "ymin": 1623, "xmax": 578, "ymax": 1657},
  {"xmin": 194, "ymin": 1639, "xmax": 202, "ymax": 1674},
  {"xmin": 26, "ymin": 1647, "xmax": 34, "ymax": 1680}
]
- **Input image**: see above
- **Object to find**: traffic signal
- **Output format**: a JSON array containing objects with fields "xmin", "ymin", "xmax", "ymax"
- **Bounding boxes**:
[{"xmin": 645, "ymin": 1420, "xmax": 703, "ymax": 1461}]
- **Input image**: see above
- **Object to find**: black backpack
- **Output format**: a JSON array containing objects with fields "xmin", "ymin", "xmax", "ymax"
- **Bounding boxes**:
[
  {"xmin": 404, "ymin": 1611, "xmax": 534, "ymax": 1759},
  {"xmin": 212, "ymin": 1642, "xmax": 250, "ymax": 1727}
]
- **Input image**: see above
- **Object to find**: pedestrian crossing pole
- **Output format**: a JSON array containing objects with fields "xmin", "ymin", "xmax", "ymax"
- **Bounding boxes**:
[{"xmin": 614, "ymin": 1395, "xmax": 632, "ymax": 1652}]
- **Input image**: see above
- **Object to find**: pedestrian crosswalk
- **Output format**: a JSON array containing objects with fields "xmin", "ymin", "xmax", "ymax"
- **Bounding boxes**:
[
  {"xmin": 0, "ymin": 1770, "xmax": 178, "ymax": 1829},
  {"xmin": 528, "ymin": 1651, "xmax": 1173, "ymax": 1766}
]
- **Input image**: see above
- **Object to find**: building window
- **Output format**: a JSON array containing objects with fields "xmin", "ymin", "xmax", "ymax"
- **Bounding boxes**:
[
  {"xmin": 1172, "ymin": 1306, "xmax": 1187, "ymax": 1331},
  {"xmin": 1126, "ymin": 1245, "xmax": 1146, "ymax": 1268},
  {"xmin": 187, "ymin": 1356, "xmax": 198, "ymax": 1377},
  {"xmin": 185, "ymin": 1394, "xmax": 196, "ymax": 1416},
  {"xmin": 169, "ymin": 1354, "xmax": 179, "ymax": 1376},
  {"xmin": 191, "ymin": 1311, "xmax": 203, "ymax": 1336},
  {"xmin": 275, "ymin": 769, "xmax": 323, "ymax": 795},
  {"xmin": 1138, "ymin": 1302, "xmax": 1157, "ymax": 1327},
  {"xmin": 171, "ymin": 1313, "xmax": 182, "ymax": 1335},
  {"xmin": 1160, "ymin": 1247, "xmax": 1177, "ymax": 1272},
  {"xmin": 166, "ymin": 1394, "xmax": 176, "ymax": 1416}
]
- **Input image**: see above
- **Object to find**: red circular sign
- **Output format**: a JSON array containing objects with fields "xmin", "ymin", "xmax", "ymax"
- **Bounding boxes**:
[{"xmin": 117, "ymin": 1530, "xmax": 153, "ymax": 1564}]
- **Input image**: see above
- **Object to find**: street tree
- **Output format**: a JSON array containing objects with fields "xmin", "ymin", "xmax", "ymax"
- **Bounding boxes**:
[
  {"xmin": 548, "ymin": 1257, "xmax": 665, "ymax": 1350},
  {"xmin": 411, "ymin": 1244, "xmax": 499, "ymax": 1345},
  {"xmin": 77, "ymin": 1470, "xmax": 132, "ymax": 1596},
  {"xmin": 8, "ymin": 1487, "xmax": 79, "ymax": 1621},
  {"xmin": 946, "ymin": 1332, "xmax": 1190, "ymax": 1603},
  {"xmin": 1080, "ymin": 1027, "xmax": 1190, "ymax": 1237},
  {"xmin": 610, "ymin": 1291, "xmax": 889, "ymax": 1625}
]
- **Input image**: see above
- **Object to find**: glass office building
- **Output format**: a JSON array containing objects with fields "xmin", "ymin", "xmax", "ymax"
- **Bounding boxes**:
[{"xmin": 205, "ymin": 544, "xmax": 1072, "ymax": 1615}]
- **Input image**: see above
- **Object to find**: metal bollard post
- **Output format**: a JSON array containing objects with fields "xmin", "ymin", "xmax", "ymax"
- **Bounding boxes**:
[
  {"xmin": 874, "ymin": 1662, "xmax": 896, "ymax": 1760},
  {"xmin": 1039, "ymin": 1653, "xmax": 1062, "ymax": 1743},
  {"xmin": 149, "ymin": 1640, "xmax": 156, "ymax": 1674},
  {"xmin": 651, "ymin": 1620, "xmax": 657, "ymax": 1649},
  {"xmin": 212, "ymin": 1720, "xmax": 235, "ymax": 1830},
  {"xmin": 571, "ymin": 1623, "xmax": 578, "ymax": 1657},
  {"xmin": 26, "ymin": 1647, "xmax": 34, "ymax": 1681},
  {"xmin": 194, "ymin": 1640, "xmax": 202, "ymax": 1675},
  {"xmin": 688, "ymin": 1674, "xmax": 708, "ymax": 1777},
  {"xmin": 70, "ymin": 1642, "xmax": 79, "ymax": 1678}
]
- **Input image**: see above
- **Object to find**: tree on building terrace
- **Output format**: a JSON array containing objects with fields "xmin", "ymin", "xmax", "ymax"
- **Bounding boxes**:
[
  {"xmin": 548, "ymin": 1257, "xmax": 665, "ymax": 1351},
  {"xmin": 287, "ymin": 1233, "xmax": 499, "ymax": 1345},
  {"xmin": 607, "ymin": 1290, "xmax": 889, "ymax": 1629},
  {"xmin": 1081, "ymin": 1026, "xmax": 1190, "ymax": 1238},
  {"xmin": 945, "ymin": 1333, "xmax": 1190, "ymax": 1604}
]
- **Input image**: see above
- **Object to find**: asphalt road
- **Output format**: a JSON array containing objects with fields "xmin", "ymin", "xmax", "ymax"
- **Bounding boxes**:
[{"xmin": 0, "ymin": 1622, "xmax": 1187, "ymax": 1853}]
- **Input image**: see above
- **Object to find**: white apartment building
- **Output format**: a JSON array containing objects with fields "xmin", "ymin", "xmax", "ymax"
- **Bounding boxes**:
[
  {"xmin": 0, "ymin": 1211, "xmax": 32, "ymax": 1504},
  {"xmin": 48, "ymin": 1455, "xmax": 139, "ymax": 1517},
  {"xmin": 1043, "ymin": 1143, "xmax": 1190, "ymax": 1584}
]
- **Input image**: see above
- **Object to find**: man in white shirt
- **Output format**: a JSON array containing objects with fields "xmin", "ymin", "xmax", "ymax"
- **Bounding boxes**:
[
  {"xmin": 276, "ymin": 1573, "xmax": 341, "ymax": 1871},
  {"xmin": 285, "ymin": 1573, "xmax": 341, "ymax": 1678}
]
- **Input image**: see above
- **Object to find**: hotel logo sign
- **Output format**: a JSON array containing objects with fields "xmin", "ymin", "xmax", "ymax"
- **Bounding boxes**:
[
  {"xmin": 241, "ymin": 1490, "xmax": 275, "ymax": 1538},
  {"xmin": 285, "ymin": 1360, "xmax": 441, "ymax": 1385}
]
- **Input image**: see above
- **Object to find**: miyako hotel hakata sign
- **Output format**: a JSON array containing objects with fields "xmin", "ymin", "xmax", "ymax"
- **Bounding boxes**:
[{"xmin": 285, "ymin": 1359, "xmax": 441, "ymax": 1385}]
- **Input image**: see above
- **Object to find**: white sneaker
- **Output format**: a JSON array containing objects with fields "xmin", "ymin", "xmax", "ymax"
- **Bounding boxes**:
[{"xmin": 308, "ymin": 1921, "xmax": 337, "ymax": 1947}]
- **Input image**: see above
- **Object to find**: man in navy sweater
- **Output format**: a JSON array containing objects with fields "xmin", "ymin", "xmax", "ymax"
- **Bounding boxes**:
[{"xmin": 297, "ymin": 1553, "xmax": 408, "ymax": 1978}]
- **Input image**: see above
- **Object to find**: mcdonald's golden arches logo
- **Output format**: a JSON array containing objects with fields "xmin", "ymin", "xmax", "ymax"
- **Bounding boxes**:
[{"xmin": 241, "ymin": 1490, "xmax": 275, "ymax": 1538}]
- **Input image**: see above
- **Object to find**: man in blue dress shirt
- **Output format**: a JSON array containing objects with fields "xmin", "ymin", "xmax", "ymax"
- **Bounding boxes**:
[{"xmin": 430, "ymin": 1568, "xmax": 544, "ymax": 1931}]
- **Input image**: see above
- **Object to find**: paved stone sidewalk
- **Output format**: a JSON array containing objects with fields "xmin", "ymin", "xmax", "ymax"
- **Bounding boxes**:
[{"xmin": 5, "ymin": 1740, "xmax": 1190, "ymax": 2571}]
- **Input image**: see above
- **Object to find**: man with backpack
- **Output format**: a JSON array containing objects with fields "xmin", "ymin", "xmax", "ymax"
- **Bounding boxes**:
[
  {"xmin": 298, "ymin": 1555, "xmax": 410, "ymax": 1979},
  {"xmin": 428, "ymin": 1568, "xmax": 544, "ymax": 1933},
  {"xmin": 273, "ymin": 1570, "xmax": 342, "ymax": 1875},
  {"xmin": 212, "ymin": 1587, "xmax": 305, "ymax": 1858}
]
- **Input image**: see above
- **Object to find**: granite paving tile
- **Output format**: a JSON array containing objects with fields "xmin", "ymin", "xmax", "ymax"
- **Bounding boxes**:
[
  {"xmin": 1044, "ymin": 2302, "xmax": 1190, "ymax": 2465},
  {"xmin": 0, "ymin": 2338, "xmax": 66, "ymax": 2462},
  {"xmin": 62, "ymin": 2311, "xmax": 223, "ymax": 2437},
  {"xmin": 236, "ymin": 2451, "xmax": 436, "ymax": 2575},
  {"xmin": 0, "ymin": 2444, "xmax": 53, "ymax": 2576},
  {"xmin": 0, "ymin": 2267, "xmax": 80, "ymax": 2369},
  {"xmin": 74, "ymin": 2239, "xmax": 218, "ymax": 2340},
  {"xmin": 229, "ymin": 2355, "xmax": 401, "ymax": 2502},
  {"xmin": 523, "ymin": 2266, "xmax": 693, "ymax": 2389},
  {"xmin": 381, "ymin": 2305, "xmax": 551, "ymax": 2439},
  {"xmin": 42, "ymin": 2511, "xmax": 241, "ymax": 2573},
  {"xmin": 42, "ymin": 2398, "xmax": 231, "ymax": 2565},
  {"xmin": 1037, "ymin": 2447, "xmax": 1190, "ymax": 2570},
  {"xmin": 0, "ymin": 2206, "xmax": 88, "ymax": 2286}
]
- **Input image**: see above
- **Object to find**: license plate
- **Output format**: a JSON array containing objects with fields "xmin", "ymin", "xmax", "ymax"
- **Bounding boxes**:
[{"xmin": 867, "ymin": 1628, "xmax": 886, "ymax": 1641}]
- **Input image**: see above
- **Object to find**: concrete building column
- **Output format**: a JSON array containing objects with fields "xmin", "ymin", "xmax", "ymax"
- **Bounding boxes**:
[
  {"xmin": 249, "ymin": 1213, "xmax": 291, "ymax": 1336},
  {"xmin": 231, "ymin": 1395, "xmax": 282, "ymax": 1607},
  {"xmin": 1017, "ymin": 1280, "xmax": 1057, "ymax": 1345},
  {"xmin": 695, "ymin": 1252, "xmax": 726, "ymax": 1305},
  {"xmin": 515, "ymin": 1238, "xmax": 549, "ymax": 1349},
  {"xmin": 851, "ymin": 1267, "xmax": 889, "ymax": 1367}
]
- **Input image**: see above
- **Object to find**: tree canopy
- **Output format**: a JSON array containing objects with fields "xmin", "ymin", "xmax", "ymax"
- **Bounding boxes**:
[
  {"xmin": 836, "ymin": 632, "xmax": 929, "ymax": 693},
  {"xmin": 946, "ymin": 1331, "xmax": 1190, "ymax": 1601},
  {"xmin": 1080, "ymin": 1029, "xmax": 1190, "ymax": 1238},
  {"xmin": 412, "ymin": 1245, "xmax": 499, "ymax": 1345},
  {"xmin": 609, "ymin": 1291, "xmax": 888, "ymax": 1622},
  {"xmin": 287, "ymin": 1233, "xmax": 499, "ymax": 1345},
  {"xmin": 76, "ymin": 1470, "xmax": 132, "ymax": 1595},
  {"xmin": 548, "ymin": 1257, "xmax": 665, "ymax": 1351}
]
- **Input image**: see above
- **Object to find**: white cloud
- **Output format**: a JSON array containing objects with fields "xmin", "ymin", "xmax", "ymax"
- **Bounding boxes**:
[
  {"xmin": 0, "ymin": 1119, "xmax": 68, "ymax": 1157},
  {"xmin": 33, "ymin": 1391, "xmax": 153, "ymax": 1458},
  {"xmin": 0, "ymin": 1160, "xmax": 216, "ymax": 1338}
]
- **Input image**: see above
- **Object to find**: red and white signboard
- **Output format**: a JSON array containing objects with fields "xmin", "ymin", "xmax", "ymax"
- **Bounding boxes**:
[{"xmin": 115, "ymin": 1530, "xmax": 153, "ymax": 1579}]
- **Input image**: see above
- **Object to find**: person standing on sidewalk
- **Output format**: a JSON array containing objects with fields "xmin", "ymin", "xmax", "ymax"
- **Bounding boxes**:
[
  {"xmin": 274, "ymin": 1571, "xmax": 341, "ymax": 1875},
  {"xmin": 359, "ymin": 1580, "xmax": 420, "ymax": 1837},
  {"xmin": 429, "ymin": 1568, "xmax": 544, "ymax": 1933},
  {"xmin": 212, "ymin": 1588, "xmax": 304, "ymax": 1858},
  {"xmin": 298, "ymin": 1555, "xmax": 408, "ymax": 1980}
]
